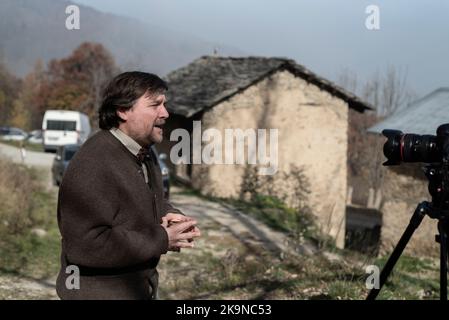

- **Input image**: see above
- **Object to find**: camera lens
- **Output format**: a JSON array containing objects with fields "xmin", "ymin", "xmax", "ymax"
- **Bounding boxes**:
[
  {"xmin": 382, "ymin": 129, "xmax": 403, "ymax": 165},
  {"xmin": 382, "ymin": 130, "xmax": 440, "ymax": 165},
  {"xmin": 402, "ymin": 134, "xmax": 439, "ymax": 163}
]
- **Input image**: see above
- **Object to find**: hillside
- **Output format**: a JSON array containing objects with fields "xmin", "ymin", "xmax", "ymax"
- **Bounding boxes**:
[{"xmin": 0, "ymin": 0, "xmax": 242, "ymax": 76}]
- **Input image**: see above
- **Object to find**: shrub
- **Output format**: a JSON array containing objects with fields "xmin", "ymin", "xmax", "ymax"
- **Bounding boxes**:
[{"xmin": 0, "ymin": 157, "xmax": 47, "ymax": 235}]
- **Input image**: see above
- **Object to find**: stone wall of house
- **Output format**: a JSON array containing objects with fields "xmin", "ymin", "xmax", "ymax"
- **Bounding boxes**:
[
  {"xmin": 191, "ymin": 70, "xmax": 349, "ymax": 248},
  {"xmin": 380, "ymin": 165, "xmax": 438, "ymax": 256}
]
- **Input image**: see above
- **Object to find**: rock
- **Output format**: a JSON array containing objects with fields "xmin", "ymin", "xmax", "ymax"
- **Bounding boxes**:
[
  {"xmin": 31, "ymin": 228, "xmax": 47, "ymax": 238},
  {"xmin": 322, "ymin": 251, "xmax": 343, "ymax": 263},
  {"xmin": 296, "ymin": 242, "xmax": 319, "ymax": 256},
  {"xmin": 244, "ymin": 255, "xmax": 256, "ymax": 262},
  {"xmin": 417, "ymin": 289, "xmax": 433, "ymax": 299},
  {"xmin": 279, "ymin": 252, "xmax": 285, "ymax": 260}
]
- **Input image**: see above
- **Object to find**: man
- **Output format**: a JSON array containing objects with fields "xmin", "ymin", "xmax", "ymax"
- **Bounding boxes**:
[{"xmin": 56, "ymin": 71, "xmax": 200, "ymax": 300}]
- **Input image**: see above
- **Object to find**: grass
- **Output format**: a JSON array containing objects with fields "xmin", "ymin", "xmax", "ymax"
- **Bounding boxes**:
[
  {"xmin": 0, "ymin": 165, "xmax": 59, "ymax": 280},
  {"xmin": 0, "ymin": 226, "xmax": 60, "ymax": 279},
  {"xmin": 159, "ymin": 232, "xmax": 440, "ymax": 300},
  {"xmin": 373, "ymin": 255, "xmax": 440, "ymax": 299},
  {"xmin": 166, "ymin": 184, "xmax": 441, "ymax": 300},
  {"xmin": 0, "ymin": 140, "xmax": 44, "ymax": 152}
]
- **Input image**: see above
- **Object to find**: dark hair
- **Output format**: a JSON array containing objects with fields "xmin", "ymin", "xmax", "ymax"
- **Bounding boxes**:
[{"xmin": 98, "ymin": 71, "xmax": 168, "ymax": 129}]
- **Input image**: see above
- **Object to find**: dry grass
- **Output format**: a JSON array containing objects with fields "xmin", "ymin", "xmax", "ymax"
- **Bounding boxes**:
[
  {"xmin": 158, "ymin": 230, "xmax": 440, "ymax": 300},
  {"xmin": 158, "ymin": 186, "xmax": 440, "ymax": 300},
  {"xmin": 0, "ymin": 157, "xmax": 59, "ymax": 279},
  {"xmin": 0, "ymin": 157, "xmax": 37, "ymax": 234}
]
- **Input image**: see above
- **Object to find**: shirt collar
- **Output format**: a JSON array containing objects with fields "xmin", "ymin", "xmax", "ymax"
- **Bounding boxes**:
[{"xmin": 109, "ymin": 128, "xmax": 143, "ymax": 157}]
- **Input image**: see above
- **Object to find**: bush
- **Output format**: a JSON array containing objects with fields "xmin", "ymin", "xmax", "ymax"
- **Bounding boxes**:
[
  {"xmin": 0, "ymin": 157, "xmax": 49, "ymax": 235},
  {"xmin": 240, "ymin": 164, "xmax": 319, "ymax": 242},
  {"xmin": 0, "ymin": 157, "xmax": 58, "ymax": 278}
]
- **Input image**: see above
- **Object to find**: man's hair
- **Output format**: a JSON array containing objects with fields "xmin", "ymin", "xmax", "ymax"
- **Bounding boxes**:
[{"xmin": 98, "ymin": 71, "xmax": 168, "ymax": 129}]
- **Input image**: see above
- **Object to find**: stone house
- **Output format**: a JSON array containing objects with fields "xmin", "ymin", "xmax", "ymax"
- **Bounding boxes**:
[
  {"xmin": 368, "ymin": 87, "xmax": 449, "ymax": 256},
  {"xmin": 160, "ymin": 56, "xmax": 371, "ymax": 248}
]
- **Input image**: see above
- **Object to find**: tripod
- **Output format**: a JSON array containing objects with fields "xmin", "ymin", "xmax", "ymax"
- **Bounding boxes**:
[
  {"xmin": 369, "ymin": 123, "xmax": 449, "ymax": 300},
  {"xmin": 367, "ymin": 164, "xmax": 449, "ymax": 300}
]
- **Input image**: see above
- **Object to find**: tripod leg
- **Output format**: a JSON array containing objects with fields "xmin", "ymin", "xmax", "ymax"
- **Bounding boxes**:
[
  {"xmin": 366, "ymin": 202, "xmax": 427, "ymax": 300},
  {"xmin": 438, "ymin": 220, "xmax": 448, "ymax": 300}
]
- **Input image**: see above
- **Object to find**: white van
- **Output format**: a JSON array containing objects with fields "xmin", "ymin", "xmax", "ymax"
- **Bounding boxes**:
[{"xmin": 42, "ymin": 110, "xmax": 91, "ymax": 152}]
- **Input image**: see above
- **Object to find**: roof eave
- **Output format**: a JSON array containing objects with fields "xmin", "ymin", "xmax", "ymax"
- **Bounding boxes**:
[
  {"xmin": 168, "ymin": 59, "xmax": 374, "ymax": 117},
  {"xmin": 282, "ymin": 63, "xmax": 374, "ymax": 113}
]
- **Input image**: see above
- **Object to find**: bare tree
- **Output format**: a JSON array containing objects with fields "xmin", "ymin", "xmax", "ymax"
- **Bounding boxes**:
[
  {"xmin": 339, "ymin": 66, "xmax": 417, "ymax": 117},
  {"xmin": 337, "ymin": 68, "xmax": 359, "ymax": 95},
  {"xmin": 339, "ymin": 66, "xmax": 417, "ymax": 205}
]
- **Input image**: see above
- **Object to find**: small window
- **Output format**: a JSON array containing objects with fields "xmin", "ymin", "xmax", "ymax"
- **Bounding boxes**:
[
  {"xmin": 47, "ymin": 120, "xmax": 77, "ymax": 131},
  {"xmin": 0, "ymin": 128, "xmax": 10, "ymax": 135}
]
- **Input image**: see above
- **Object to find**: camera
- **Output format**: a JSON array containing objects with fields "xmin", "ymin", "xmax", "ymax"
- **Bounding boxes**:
[
  {"xmin": 381, "ymin": 123, "xmax": 449, "ymax": 209},
  {"xmin": 382, "ymin": 124, "xmax": 449, "ymax": 166},
  {"xmin": 367, "ymin": 123, "xmax": 449, "ymax": 300}
]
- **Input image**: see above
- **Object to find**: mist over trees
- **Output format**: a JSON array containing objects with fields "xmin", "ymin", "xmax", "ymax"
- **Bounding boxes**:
[
  {"xmin": 338, "ymin": 66, "xmax": 417, "ymax": 118},
  {"xmin": 0, "ymin": 42, "xmax": 119, "ymax": 130},
  {"xmin": 0, "ymin": 63, "xmax": 22, "ymax": 126},
  {"xmin": 39, "ymin": 42, "xmax": 119, "ymax": 126}
]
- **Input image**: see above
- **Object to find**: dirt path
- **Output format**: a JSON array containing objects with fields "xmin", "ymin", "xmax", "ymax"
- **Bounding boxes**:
[
  {"xmin": 168, "ymin": 188, "xmax": 308, "ymax": 258},
  {"xmin": 0, "ymin": 142, "xmax": 55, "ymax": 190},
  {"xmin": 0, "ymin": 275, "xmax": 57, "ymax": 300},
  {"xmin": 0, "ymin": 142, "xmax": 54, "ymax": 167}
]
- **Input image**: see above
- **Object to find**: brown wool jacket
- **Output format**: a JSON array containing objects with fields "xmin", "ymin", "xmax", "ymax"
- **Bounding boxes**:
[{"xmin": 56, "ymin": 130, "xmax": 182, "ymax": 300}]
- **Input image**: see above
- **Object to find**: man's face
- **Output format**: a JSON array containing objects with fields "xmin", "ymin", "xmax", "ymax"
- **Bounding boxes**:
[{"xmin": 117, "ymin": 91, "xmax": 169, "ymax": 146}]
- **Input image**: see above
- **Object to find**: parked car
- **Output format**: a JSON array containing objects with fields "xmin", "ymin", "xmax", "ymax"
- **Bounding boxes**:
[
  {"xmin": 52, "ymin": 144, "xmax": 80, "ymax": 186},
  {"xmin": 43, "ymin": 110, "xmax": 91, "ymax": 152},
  {"xmin": 27, "ymin": 129, "xmax": 43, "ymax": 144},
  {"xmin": 0, "ymin": 127, "xmax": 28, "ymax": 141},
  {"xmin": 152, "ymin": 145, "xmax": 170, "ymax": 198}
]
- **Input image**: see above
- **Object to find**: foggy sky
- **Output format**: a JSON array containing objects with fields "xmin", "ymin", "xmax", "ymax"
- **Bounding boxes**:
[{"xmin": 72, "ymin": 0, "xmax": 449, "ymax": 97}]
